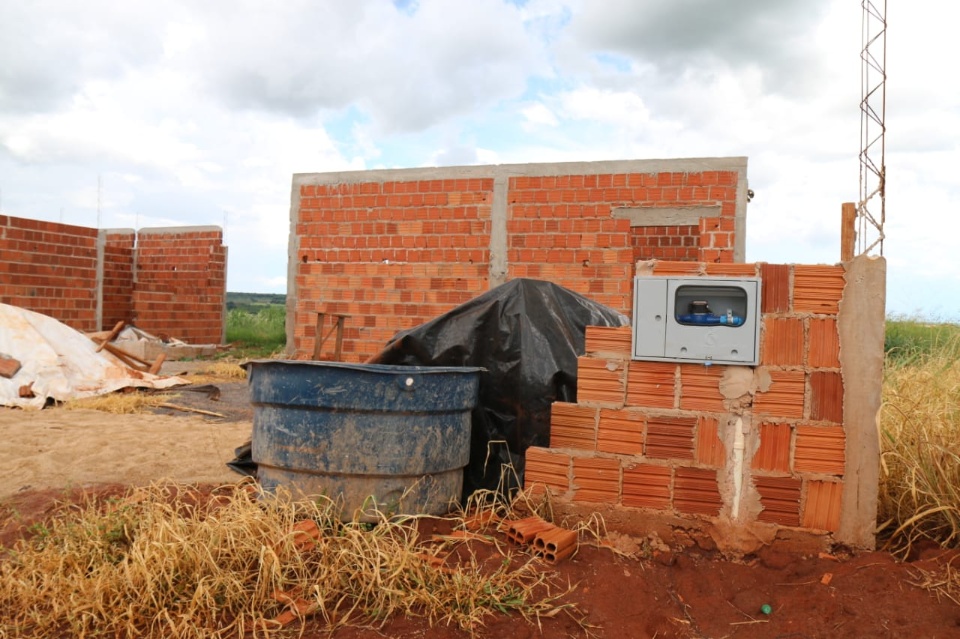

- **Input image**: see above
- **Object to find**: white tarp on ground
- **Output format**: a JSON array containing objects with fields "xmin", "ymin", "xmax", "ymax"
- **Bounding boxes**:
[{"xmin": 0, "ymin": 303, "xmax": 188, "ymax": 409}]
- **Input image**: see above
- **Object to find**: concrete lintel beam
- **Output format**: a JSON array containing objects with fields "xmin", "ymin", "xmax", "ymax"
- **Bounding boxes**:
[{"xmin": 612, "ymin": 205, "xmax": 722, "ymax": 227}]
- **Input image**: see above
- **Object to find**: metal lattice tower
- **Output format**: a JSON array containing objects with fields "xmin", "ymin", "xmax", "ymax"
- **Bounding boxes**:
[{"xmin": 857, "ymin": 0, "xmax": 887, "ymax": 256}]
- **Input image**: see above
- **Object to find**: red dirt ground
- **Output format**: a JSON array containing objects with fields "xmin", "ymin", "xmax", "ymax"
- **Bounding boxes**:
[{"xmin": 2, "ymin": 484, "xmax": 959, "ymax": 639}]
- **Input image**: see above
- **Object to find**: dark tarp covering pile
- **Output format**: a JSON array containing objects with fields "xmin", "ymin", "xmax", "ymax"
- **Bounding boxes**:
[{"xmin": 368, "ymin": 278, "xmax": 629, "ymax": 497}]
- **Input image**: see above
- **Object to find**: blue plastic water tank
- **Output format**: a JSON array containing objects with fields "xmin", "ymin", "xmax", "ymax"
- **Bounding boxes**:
[{"xmin": 245, "ymin": 360, "xmax": 482, "ymax": 519}]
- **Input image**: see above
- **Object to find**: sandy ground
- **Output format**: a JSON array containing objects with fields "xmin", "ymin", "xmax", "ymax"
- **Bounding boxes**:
[{"xmin": 0, "ymin": 407, "xmax": 250, "ymax": 499}]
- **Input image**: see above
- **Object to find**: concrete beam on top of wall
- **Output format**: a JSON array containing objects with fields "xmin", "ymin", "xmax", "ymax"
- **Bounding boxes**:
[
  {"xmin": 287, "ymin": 157, "xmax": 749, "ymax": 356},
  {"xmin": 136, "ymin": 225, "xmax": 224, "ymax": 236}
]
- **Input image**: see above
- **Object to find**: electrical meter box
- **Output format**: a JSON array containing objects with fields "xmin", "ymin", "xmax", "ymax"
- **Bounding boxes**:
[{"xmin": 632, "ymin": 277, "xmax": 762, "ymax": 365}]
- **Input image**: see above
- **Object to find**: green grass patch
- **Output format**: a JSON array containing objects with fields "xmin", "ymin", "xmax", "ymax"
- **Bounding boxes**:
[
  {"xmin": 224, "ymin": 305, "xmax": 285, "ymax": 358},
  {"xmin": 885, "ymin": 317, "xmax": 960, "ymax": 364}
]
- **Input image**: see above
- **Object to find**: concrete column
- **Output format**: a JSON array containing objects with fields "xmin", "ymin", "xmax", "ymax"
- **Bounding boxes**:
[
  {"xmin": 95, "ymin": 229, "xmax": 106, "ymax": 331},
  {"xmin": 287, "ymin": 176, "xmax": 304, "ymax": 357},
  {"xmin": 489, "ymin": 175, "xmax": 509, "ymax": 287},
  {"xmin": 837, "ymin": 254, "xmax": 886, "ymax": 548}
]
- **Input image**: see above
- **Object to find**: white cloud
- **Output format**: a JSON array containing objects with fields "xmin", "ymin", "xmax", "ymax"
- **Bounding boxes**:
[
  {"xmin": 521, "ymin": 102, "xmax": 560, "ymax": 128},
  {"xmin": 0, "ymin": 0, "xmax": 956, "ymax": 315}
]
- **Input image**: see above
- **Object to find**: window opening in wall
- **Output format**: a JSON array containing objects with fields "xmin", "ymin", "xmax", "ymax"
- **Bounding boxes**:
[{"xmin": 674, "ymin": 285, "xmax": 748, "ymax": 327}]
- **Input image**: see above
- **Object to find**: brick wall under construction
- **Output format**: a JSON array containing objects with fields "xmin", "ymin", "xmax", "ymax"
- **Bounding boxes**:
[
  {"xmin": 524, "ymin": 255, "xmax": 886, "ymax": 552},
  {"xmin": 288, "ymin": 157, "xmax": 749, "ymax": 361},
  {"xmin": 0, "ymin": 215, "xmax": 227, "ymax": 344}
]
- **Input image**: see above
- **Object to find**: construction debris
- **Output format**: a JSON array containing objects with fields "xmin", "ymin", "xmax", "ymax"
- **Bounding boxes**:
[
  {"xmin": 0, "ymin": 354, "xmax": 21, "ymax": 379},
  {"xmin": 0, "ymin": 303, "xmax": 188, "ymax": 409},
  {"xmin": 89, "ymin": 321, "xmax": 167, "ymax": 374},
  {"xmin": 503, "ymin": 515, "xmax": 580, "ymax": 565},
  {"xmin": 88, "ymin": 323, "xmax": 222, "ymax": 362}
]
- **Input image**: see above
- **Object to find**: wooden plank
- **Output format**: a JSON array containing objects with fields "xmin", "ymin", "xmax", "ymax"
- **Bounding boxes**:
[
  {"xmin": 95, "ymin": 321, "xmax": 126, "ymax": 352},
  {"xmin": 841, "ymin": 202, "xmax": 857, "ymax": 261},
  {"xmin": 158, "ymin": 403, "xmax": 226, "ymax": 418},
  {"xmin": 148, "ymin": 353, "xmax": 166, "ymax": 375},
  {"xmin": 102, "ymin": 342, "xmax": 147, "ymax": 371}
]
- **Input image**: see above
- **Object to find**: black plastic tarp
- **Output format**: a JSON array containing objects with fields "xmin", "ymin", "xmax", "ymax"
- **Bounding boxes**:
[{"xmin": 367, "ymin": 278, "xmax": 629, "ymax": 496}]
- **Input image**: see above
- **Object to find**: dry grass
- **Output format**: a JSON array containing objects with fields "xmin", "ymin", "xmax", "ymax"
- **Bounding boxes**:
[
  {"xmin": 188, "ymin": 360, "xmax": 248, "ymax": 381},
  {"xmin": 878, "ymin": 333, "xmax": 960, "ymax": 555},
  {"xmin": 0, "ymin": 480, "xmax": 575, "ymax": 638},
  {"xmin": 908, "ymin": 556, "xmax": 960, "ymax": 607},
  {"xmin": 63, "ymin": 392, "xmax": 177, "ymax": 414}
]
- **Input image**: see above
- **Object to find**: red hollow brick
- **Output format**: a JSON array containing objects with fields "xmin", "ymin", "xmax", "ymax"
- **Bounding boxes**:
[
  {"xmin": 597, "ymin": 408, "xmax": 645, "ymax": 455},
  {"xmin": 793, "ymin": 265, "xmax": 845, "ymax": 315},
  {"xmin": 626, "ymin": 361, "xmax": 676, "ymax": 409},
  {"xmin": 809, "ymin": 371, "xmax": 844, "ymax": 424},
  {"xmin": 802, "ymin": 480, "xmax": 843, "ymax": 531},
  {"xmin": 585, "ymin": 325, "xmax": 633, "ymax": 357},
  {"xmin": 794, "ymin": 425, "xmax": 846, "ymax": 476},
  {"xmin": 577, "ymin": 356, "xmax": 627, "ymax": 407},
  {"xmin": 645, "ymin": 416, "xmax": 696, "ymax": 461},
  {"xmin": 755, "ymin": 476, "xmax": 802, "ymax": 526},
  {"xmin": 696, "ymin": 416, "xmax": 726, "ymax": 468},
  {"xmin": 622, "ymin": 464, "xmax": 672, "ymax": 509},
  {"xmin": 549, "ymin": 402, "xmax": 597, "ymax": 451},
  {"xmin": 524, "ymin": 447, "xmax": 571, "ymax": 494},
  {"xmin": 761, "ymin": 317, "xmax": 805, "ymax": 367},
  {"xmin": 679, "ymin": 364, "xmax": 726, "ymax": 412},
  {"xmin": 572, "ymin": 457, "xmax": 620, "ymax": 504},
  {"xmin": 752, "ymin": 422, "xmax": 792, "ymax": 473},
  {"xmin": 760, "ymin": 263, "xmax": 790, "ymax": 314},
  {"xmin": 674, "ymin": 467, "xmax": 722, "ymax": 517},
  {"xmin": 808, "ymin": 318, "xmax": 841, "ymax": 368},
  {"xmin": 753, "ymin": 370, "xmax": 806, "ymax": 419}
]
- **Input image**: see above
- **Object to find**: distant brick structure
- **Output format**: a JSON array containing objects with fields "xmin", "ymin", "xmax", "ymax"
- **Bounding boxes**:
[
  {"xmin": 288, "ymin": 158, "xmax": 749, "ymax": 361},
  {"xmin": 133, "ymin": 227, "xmax": 228, "ymax": 345},
  {"xmin": 0, "ymin": 215, "xmax": 226, "ymax": 344}
]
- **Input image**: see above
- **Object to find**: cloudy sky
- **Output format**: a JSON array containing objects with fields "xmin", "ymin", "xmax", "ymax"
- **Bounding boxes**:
[{"xmin": 0, "ymin": 0, "xmax": 955, "ymax": 318}]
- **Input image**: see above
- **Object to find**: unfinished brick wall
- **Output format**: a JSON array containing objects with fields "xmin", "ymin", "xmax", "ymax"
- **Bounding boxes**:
[
  {"xmin": 0, "ymin": 216, "xmax": 227, "ymax": 344},
  {"xmin": 289, "ymin": 158, "xmax": 749, "ymax": 361},
  {"xmin": 524, "ymin": 255, "xmax": 886, "ymax": 552},
  {"xmin": 0, "ymin": 215, "xmax": 100, "ymax": 331},
  {"xmin": 133, "ymin": 226, "xmax": 227, "ymax": 345},
  {"xmin": 102, "ymin": 229, "xmax": 136, "ymax": 329}
]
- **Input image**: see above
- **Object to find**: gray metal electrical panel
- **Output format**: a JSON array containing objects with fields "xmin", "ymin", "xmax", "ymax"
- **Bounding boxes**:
[{"xmin": 632, "ymin": 277, "xmax": 762, "ymax": 365}]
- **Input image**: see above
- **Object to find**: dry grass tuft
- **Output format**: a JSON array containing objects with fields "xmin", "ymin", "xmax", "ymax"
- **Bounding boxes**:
[
  {"xmin": 879, "ymin": 333, "xmax": 960, "ymax": 555},
  {"xmin": 0, "ymin": 480, "xmax": 575, "ymax": 638},
  {"xmin": 63, "ymin": 392, "xmax": 176, "ymax": 414},
  {"xmin": 190, "ymin": 360, "xmax": 248, "ymax": 381}
]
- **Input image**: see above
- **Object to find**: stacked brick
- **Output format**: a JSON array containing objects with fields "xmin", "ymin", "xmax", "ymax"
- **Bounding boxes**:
[
  {"xmin": 0, "ymin": 215, "xmax": 100, "ymax": 331},
  {"xmin": 134, "ymin": 227, "xmax": 227, "ymax": 345},
  {"xmin": 524, "ymin": 260, "xmax": 849, "ymax": 535},
  {"xmin": 291, "ymin": 162, "xmax": 744, "ymax": 362}
]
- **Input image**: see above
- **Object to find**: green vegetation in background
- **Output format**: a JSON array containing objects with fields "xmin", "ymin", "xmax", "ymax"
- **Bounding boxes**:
[
  {"xmin": 884, "ymin": 317, "xmax": 960, "ymax": 364},
  {"xmin": 224, "ymin": 304, "xmax": 285, "ymax": 359},
  {"xmin": 226, "ymin": 291, "xmax": 286, "ymax": 314}
]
